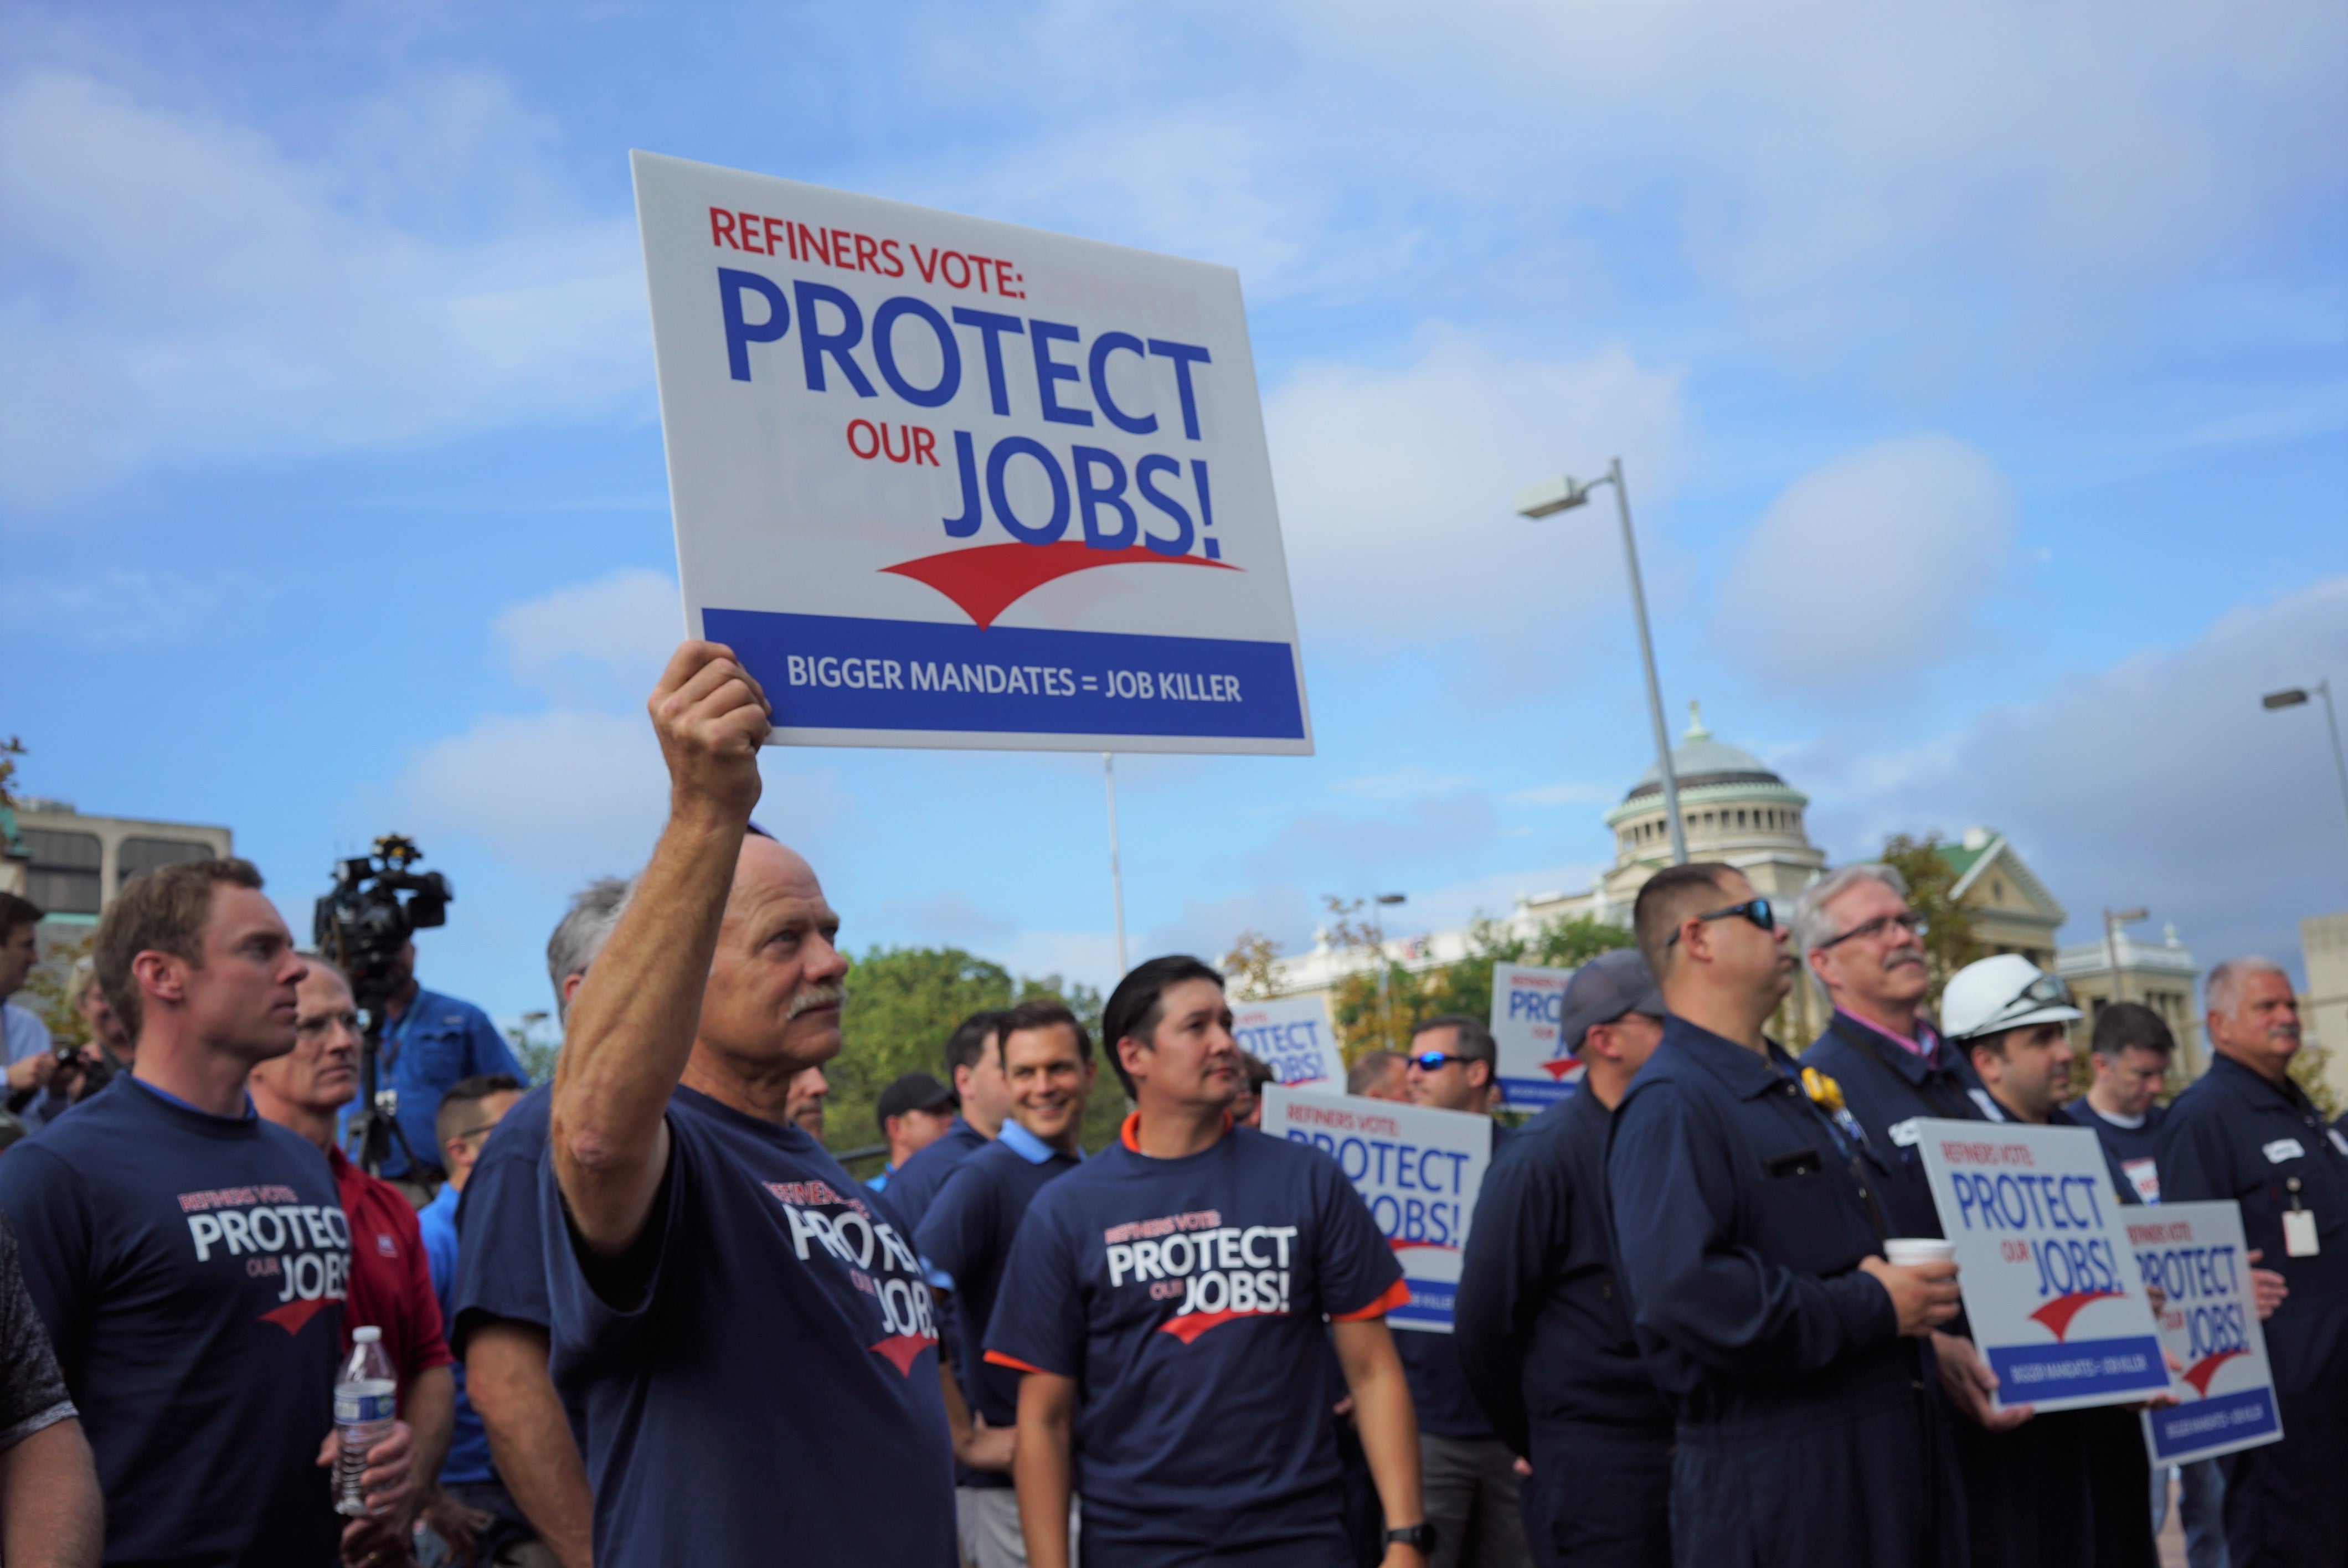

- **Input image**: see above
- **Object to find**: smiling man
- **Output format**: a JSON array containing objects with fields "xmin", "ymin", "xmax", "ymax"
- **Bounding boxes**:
[
  {"xmin": 916, "ymin": 997, "xmax": 1096, "ymax": 1568},
  {"xmin": 545, "ymin": 639, "xmax": 954, "ymax": 1565},
  {"xmin": 985, "ymin": 955, "xmax": 1428, "ymax": 1568}
]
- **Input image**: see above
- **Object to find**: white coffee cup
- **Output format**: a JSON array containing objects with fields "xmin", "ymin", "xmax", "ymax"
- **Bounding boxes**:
[{"xmin": 1883, "ymin": 1238, "xmax": 1957, "ymax": 1267}]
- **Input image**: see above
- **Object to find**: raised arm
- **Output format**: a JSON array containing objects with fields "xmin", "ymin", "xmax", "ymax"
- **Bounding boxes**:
[{"xmin": 552, "ymin": 641, "xmax": 769, "ymax": 1257}]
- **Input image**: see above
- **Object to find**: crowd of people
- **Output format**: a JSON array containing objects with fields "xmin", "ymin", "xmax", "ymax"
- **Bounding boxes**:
[{"xmin": 0, "ymin": 637, "xmax": 2341, "ymax": 1568}]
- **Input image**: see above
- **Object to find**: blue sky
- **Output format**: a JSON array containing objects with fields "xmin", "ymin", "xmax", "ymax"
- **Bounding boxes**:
[{"xmin": 5, "ymin": 1, "xmax": 2345, "ymax": 1029}]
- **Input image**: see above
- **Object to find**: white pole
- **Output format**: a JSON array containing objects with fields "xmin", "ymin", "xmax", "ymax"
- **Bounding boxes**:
[
  {"xmin": 1611, "ymin": 457, "xmax": 1687, "ymax": 865},
  {"xmin": 1104, "ymin": 753, "xmax": 1127, "ymax": 976}
]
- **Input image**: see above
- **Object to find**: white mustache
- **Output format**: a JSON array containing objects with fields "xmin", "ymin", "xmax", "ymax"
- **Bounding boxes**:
[
  {"xmin": 788, "ymin": 983, "xmax": 846, "ymax": 1020},
  {"xmin": 1883, "ymin": 951, "xmax": 1924, "ymax": 969}
]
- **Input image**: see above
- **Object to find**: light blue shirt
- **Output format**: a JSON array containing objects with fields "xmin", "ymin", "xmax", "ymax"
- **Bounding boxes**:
[{"xmin": 3, "ymin": 1000, "xmax": 63, "ymax": 1130}]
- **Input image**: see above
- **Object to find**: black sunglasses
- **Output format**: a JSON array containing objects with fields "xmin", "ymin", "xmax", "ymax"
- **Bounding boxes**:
[
  {"xmin": 1815, "ymin": 911, "xmax": 1928, "ymax": 951},
  {"xmin": 1408, "ymin": 1051, "xmax": 1471, "ymax": 1071},
  {"xmin": 1666, "ymin": 896, "xmax": 1775, "ymax": 946}
]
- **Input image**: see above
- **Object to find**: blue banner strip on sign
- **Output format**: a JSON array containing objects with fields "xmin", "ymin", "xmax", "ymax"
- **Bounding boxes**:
[
  {"xmin": 1985, "ymin": 1334, "xmax": 2169, "ymax": 1401},
  {"xmin": 703, "ymin": 608, "xmax": 1306, "ymax": 740},
  {"xmin": 2147, "ymin": 1388, "xmax": 2280, "ymax": 1462},
  {"xmin": 1392, "ymin": 1278, "xmax": 1454, "ymax": 1327},
  {"xmin": 1499, "ymin": 1075, "xmax": 1574, "ymax": 1110}
]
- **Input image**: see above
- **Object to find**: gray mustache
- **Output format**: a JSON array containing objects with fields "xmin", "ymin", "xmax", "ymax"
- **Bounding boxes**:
[{"xmin": 789, "ymin": 983, "xmax": 847, "ymax": 1020}]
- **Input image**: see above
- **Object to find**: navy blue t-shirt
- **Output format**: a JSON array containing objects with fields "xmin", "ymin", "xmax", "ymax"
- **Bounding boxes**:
[
  {"xmin": 0, "ymin": 1077, "xmax": 351, "ymax": 1566},
  {"xmin": 2061, "ymin": 1098, "xmax": 2166, "ymax": 1205},
  {"xmin": 914, "ymin": 1120, "xmax": 1083, "ymax": 1487},
  {"xmin": 449, "ymin": 1082, "xmax": 554, "ymax": 1354},
  {"xmin": 542, "ymin": 1085, "xmax": 955, "ymax": 1564},
  {"xmin": 884, "ymin": 1115, "xmax": 991, "ymax": 1227},
  {"xmin": 985, "ymin": 1119, "xmax": 1405, "ymax": 1555}
]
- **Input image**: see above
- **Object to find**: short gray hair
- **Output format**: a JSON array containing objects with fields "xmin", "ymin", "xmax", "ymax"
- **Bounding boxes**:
[
  {"xmin": 1793, "ymin": 863, "xmax": 1911, "ymax": 955},
  {"xmin": 548, "ymin": 876, "xmax": 635, "ymax": 1022},
  {"xmin": 2205, "ymin": 956, "xmax": 2289, "ymax": 1018}
]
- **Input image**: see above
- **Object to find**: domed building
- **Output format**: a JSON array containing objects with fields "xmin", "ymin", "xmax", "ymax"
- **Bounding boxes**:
[{"xmin": 1593, "ymin": 704, "xmax": 1826, "ymax": 911}]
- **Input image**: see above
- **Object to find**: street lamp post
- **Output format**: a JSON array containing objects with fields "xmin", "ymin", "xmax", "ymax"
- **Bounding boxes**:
[
  {"xmin": 2263, "ymin": 679, "xmax": 2348, "ymax": 870},
  {"xmin": 2101, "ymin": 906, "xmax": 2149, "ymax": 1010},
  {"xmin": 1103, "ymin": 754, "xmax": 1127, "ymax": 977},
  {"xmin": 1515, "ymin": 457, "xmax": 1687, "ymax": 865},
  {"xmin": 1374, "ymin": 893, "xmax": 1407, "ymax": 1049}
]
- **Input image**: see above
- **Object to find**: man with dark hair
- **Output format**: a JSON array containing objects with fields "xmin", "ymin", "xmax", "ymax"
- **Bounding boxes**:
[
  {"xmin": 2063, "ymin": 1002, "xmax": 2172, "ymax": 1205},
  {"xmin": 1350, "ymin": 1048, "xmax": 1409, "ymax": 1102},
  {"xmin": 416, "ymin": 1073, "xmax": 532, "ymax": 1567},
  {"xmin": 251, "ymin": 955, "xmax": 457, "ymax": 1551},
  {"xmin": 1455, "ymin": 949, "xmax": 1674, "ymax": 1568},
  {"xmin": 1, "ymin": 891, "xmax": 63, "ymax": 1132},
  {"xmin": 442, "ymin": 879, "xmax": 624, "ymax": 1568},
  {"xmin": 1609, "ymin": 863, "xmax": 1964, "ymax": 1566},
  {"xmin": 1234, "ymin": 1051, "xmax": 1275, "ymax": 1127},
  {"xmin": 1793, "ymin": 866, "xmax": 2023, "ymax": 1451},
  {"xmin": 1396, "ymin": 1014, "xmax": 1526, "ymax": 1568},
  {"xmin": 545, "ymin": 640, "xmax": 952, "ymax": 1564},
  {"xmin": 872, "ymin": 1071, "xmax": 960, "ymax": 1192},
  {"xmin": 986, "ymin": 955, "xmax": 1429, "ymax": 1568},
  {"xmin": 0, "ymin": 858, "xmax": 414, "ymax": 1566},
  {"xmin": 2159, "ymin": 956, "xmax": 2348, "ymax": 1568},
  {"xmin": 887, "ymin": 1009, "xmax": 1015, "ymax": 1225},
  {"xmin": 918, "ymin": 997, "xmax": 1095, "ymax": 1567}
]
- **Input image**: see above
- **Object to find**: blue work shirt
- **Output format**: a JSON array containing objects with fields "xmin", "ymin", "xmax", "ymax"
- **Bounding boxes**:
[
  {"xmin": 1393, "ymin": 1121, "xmax": 1512, "ymax": 1441},
  {"xmin": 1455, "ymin": 1090, "xmax": 1668, "ymax": 1454},
  {"xmin": 883, "ymin": 1116, "xmax": 991, "ymax": 1227},
  {"xmin": 1608, "ymin": 1015, "xmax": 1960, "ymax": 1568},
  {"xmin": 348, "ymin": 987, "xmax": 524, "ymax": 1181},
  {"xmin": 1800, "ymin": 1009, "xmax": 1984, "ymax": 1242},
  {"xmin": 417, "ymin": 1184, "xmax": 496, "ymax": 1486}
]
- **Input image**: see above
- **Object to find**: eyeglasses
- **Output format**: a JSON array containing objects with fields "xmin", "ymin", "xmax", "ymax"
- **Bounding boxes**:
[
  {"xmin": 1976, "ymin": 972, "xmax": 2074, "ymax": 1032},
  {"xmin": 1815, "ymin": 911, "xmax": 1928, "ymax": 951},
  {"xmin": 1408, "ymin": 1051, "xmax": 1471, "ymax": 1071},
  {"xmin": 1666, "ymin": 897, "xmax": 1775, "ymax": 946}
]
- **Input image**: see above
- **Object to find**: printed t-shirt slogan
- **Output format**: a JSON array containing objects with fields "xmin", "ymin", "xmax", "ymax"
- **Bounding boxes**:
[
  {"xmin": 1914, "ymin": 1118, "xmax": 2170, "ymax": 1414},
  {"xmin": 631, "ymin": 149, "xmax": 1312, "ymax": 754},
  {"xmin": 1262, "ymin": 1085, "xmax": 1492, "ymax": 1333}
]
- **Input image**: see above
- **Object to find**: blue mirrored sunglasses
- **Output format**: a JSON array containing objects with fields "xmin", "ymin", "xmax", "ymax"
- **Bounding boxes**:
[{"xmin": 1665, "ymin": 896, "xmax": 1775, "ymax": 946}]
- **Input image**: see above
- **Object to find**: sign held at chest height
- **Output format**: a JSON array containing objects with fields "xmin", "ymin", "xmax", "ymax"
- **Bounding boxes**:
[
  {"xmin": 632, "ymin": 149, "xmax": 1312, "ymax": 754},
  {"xmin": 1261, "ymin": 1085, "xmax": 1491, "ymax": 1333},
  {"xmin": 1914, "ymin": 1119, "xmax": 2171, "ymax": 1413},
  {"xmin": 2126, "ymin": 1201, "xmax": 2284, "ymax": 1464}
]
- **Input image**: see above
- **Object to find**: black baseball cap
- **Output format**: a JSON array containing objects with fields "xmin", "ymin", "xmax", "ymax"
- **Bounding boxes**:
[
  {"xmin": 874, "ymin": 1071, "xmax": 956, "ymax": 1134},
  {"xmin": 1558, "ymin": 949, "xmax": 1665, "ymax": 1054}
]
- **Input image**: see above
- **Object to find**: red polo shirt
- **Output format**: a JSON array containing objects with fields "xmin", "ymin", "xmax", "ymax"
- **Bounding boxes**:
[{"xmin": 329, "ymin": 1146, "xmax": 454, "ymax": 1396}]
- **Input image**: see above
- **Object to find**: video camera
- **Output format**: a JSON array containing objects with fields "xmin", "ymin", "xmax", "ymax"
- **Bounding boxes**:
[{"xmin": 313, "ymin": 835, "xmax": 453, "ymax": 1177}]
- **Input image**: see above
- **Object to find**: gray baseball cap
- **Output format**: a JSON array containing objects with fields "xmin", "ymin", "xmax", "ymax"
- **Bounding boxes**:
[{"xmin": 1558, "ymin": 949, "xmax": 1665, "ymax": 1053}]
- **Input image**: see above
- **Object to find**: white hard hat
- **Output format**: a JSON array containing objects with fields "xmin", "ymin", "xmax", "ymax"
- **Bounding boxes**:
[{"xmin": 1940, "ymin": 953, "xmax": 2083, "ymax": 1042}]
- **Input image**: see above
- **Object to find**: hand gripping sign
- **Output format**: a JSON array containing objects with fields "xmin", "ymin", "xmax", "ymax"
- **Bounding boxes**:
[
  {"xmin": 631, "ymin": 150, "xmax": 1311, "ymax": 755},
  {"xmin": 1230, "ymin": 996, "xmax": 1340, "ymax": 1089},
  {"xmin": 1915, "ymin": 1120, "xmax": 2170, "ymax": 1413},
  {"xmin": 1262, "ymin": 1086, "xmax": 1491, "ymax": 1333},
  {"xmin": 2126, "ymin": 1202, "xmax": 2285, "ymax": 1464},
  {"xmin": 1490, "ymin": 963, "xmax": 1580, "ymax": 1110}
]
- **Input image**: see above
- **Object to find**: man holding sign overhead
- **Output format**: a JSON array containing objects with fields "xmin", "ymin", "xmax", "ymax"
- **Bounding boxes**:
[{"xmin": 1606, "ymin": 864, "xmax": 1966, "ymax": 1568}]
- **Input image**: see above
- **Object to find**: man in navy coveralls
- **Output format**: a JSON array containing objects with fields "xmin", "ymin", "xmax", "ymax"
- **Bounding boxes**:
[
  {"xmin": 1607, "ymin": 863, "xmax": 1965, "ymax": 1568},
  {"xmin": 543, "ymin": 640, "xmax": 955, "ymax": 1565}
]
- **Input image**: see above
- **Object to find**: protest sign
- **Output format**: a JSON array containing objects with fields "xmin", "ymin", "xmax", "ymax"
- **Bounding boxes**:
[
  {"xmin": 1490, "ymin": 962, "xmax": 1581, "ymax": 1108},
  {"xmin": 630, "ymin": 149, "xmax": 1311, "ymax": 755},
  {"xmin": 2127, "ymin": 1202, "xmax": 2285, "ymax": 1464},
  {"xmin": 1915, "ymin": 1119, "xmax": 2170, "ymax": 1412},
  {"xmin": 1262, "ymin": 1086, "xmax": 1492, "ymax": 1333},
  {"xmin": 1230, "ymin": 995, "xmax": 1340, "ymax": 1088}
]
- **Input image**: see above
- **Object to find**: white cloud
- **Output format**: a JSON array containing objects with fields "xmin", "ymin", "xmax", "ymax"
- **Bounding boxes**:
[
  {"xmin": 0, "ymin": 565, "xmax": 262, "ymax": 647},
  {"xmin": 495, "ymin": 568, "xmax": 684, "ymax": 705},
  {"xmin": 1714, "ymin": 435, "xmax": 2013, "ymax": 691},
  {"xmin": 0, "ymin": 68, "xmax": 646, "ymax": 511},
  {"xmin": 1805, "ymin": 575, "xmax": 2348, "ymax": 977}
]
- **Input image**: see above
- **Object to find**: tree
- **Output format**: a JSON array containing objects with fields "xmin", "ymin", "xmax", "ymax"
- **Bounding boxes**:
[
  {"xmin": 502, "ymin": 1013, "xmax": 561, "ymax": 1087},
  {"xmin": 1879, "ymin": 833, "xmax": 1987, "ymax": 1010},
  {"xmin": 1221, "ymin": 930, "xmax": 1283, "ymax": 1002},
  {"xmin": 2288, "ymin": 1040, "xmax": 2340, "ymax": 1120},
  {"xmin": 21, "ymin": 930, "xmax": 94, "ymax": 1050}
]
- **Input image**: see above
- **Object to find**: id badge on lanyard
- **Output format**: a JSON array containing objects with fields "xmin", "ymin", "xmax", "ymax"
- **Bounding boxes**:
[{"xmin": 2283, "ymin": 1177, "xmax": 2320, "ymax": 1258}]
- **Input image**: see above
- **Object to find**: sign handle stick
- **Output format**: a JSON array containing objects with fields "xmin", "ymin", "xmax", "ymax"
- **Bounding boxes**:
[{"xmin": 1104, "ymin": 752, "xmax": 1128, "ymax": 976}]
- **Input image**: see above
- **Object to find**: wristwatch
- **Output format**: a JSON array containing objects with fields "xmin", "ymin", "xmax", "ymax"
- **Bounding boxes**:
[{"xmin": 1384, "ymin": 1523, "xmax": 1438, "ymax": 1553}]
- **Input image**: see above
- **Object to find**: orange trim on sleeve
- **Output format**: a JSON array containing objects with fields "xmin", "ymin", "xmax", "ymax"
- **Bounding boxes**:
[
  {"xmin": 984, "ymin": 1350, "xmax": 1055, "ymax": 1376},
  {"xmin": 1331, "ymin": 1277, "xmax": 1414, "ymax": 1323}
]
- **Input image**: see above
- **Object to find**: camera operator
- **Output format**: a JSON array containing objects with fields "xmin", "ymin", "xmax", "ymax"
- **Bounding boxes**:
[{"xmin": 359, "ymin": 937, "xmax": 526, "ymax": 1204}]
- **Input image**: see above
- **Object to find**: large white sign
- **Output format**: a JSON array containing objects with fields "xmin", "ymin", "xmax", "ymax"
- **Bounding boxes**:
[
  {"xmin": 631, "ymin": 150, "xmax": 1311, "ymax": 755},
  {"xmin": 2126, "ymin": 1203, "xmax": 2285, "ymax": 1464},
  {"xmin": 1231, "ymin": 995, "xmax": 1340, "ymax": 1088},
  {"xmin": 1916, "ymin": 1120, "xmax": 2170, "ymax": 1413},
  {"xmin": 1262, "ymin": 1086, "xmax": 1492, "ymax": 1334},
  {"xmin": 1490, "ymin": 963, "xmax": 1582, "ymax": 1108}
]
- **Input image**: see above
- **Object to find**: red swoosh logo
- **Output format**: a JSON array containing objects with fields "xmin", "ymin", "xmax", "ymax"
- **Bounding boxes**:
[
  {"xmin": 2027, "ymin": 1290, "xmax": 2123, "ymax": 1342},
  {"xmin": 2182, "ymin": 1348, "xmax": 2248, "ymax": 1397},
  {"xmin": 1158, "ymin": 1308, "xmax": 1276, "ymax": 1344},
  {"xmin": 867, "ymin": 1334, "xmax": 934, "ymax": 1376},
  {"xmin": 259, "ymin": 1297, "xmax": 337, "ymax": 1336},
  {"xmin": 1541, "ymin": 1056, "xmax": 1583, "ymax": 1080},
  {"xmin": 883, "ymin": 543, "xmax": 1238, "ymax": 630}
]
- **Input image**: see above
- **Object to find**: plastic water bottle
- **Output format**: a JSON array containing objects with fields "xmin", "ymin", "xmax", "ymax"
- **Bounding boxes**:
[{"xmin": 333, "ymin": 1326, "xmax": 397, "ymax": 1518}]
